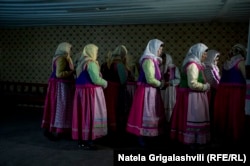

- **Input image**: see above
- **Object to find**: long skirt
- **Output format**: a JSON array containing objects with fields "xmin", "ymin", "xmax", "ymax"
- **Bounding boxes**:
[
  {"xmin": 160, "ymin": 86, "xmax": 177, "ymax": 122},
  {"xmin": 126, "ymin": 84, "xmax": 165, "ymax": 136},
  {"xmin": 41, "ymin": 78, "xmax": 75, "ymax": 134},
  {"xmin": 72, "ymin": 86, "xmax": 107, "ymax": 140},
  {"xmin": 126, "ymin": 81, "xmax": 137, "ymax": 111},
  {"xmin": 214, "ymin": 83, "xmax": 246, "ymax": 142},
  {"xmin": 103, "ymin": 81, "xmax": 120, "ymax": 132},
  {"xmin": 170, "ymin": 87, "xmax": 210, "ymax": 144}
]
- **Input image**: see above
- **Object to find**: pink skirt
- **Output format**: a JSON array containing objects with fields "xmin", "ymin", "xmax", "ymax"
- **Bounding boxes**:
[
  {"xmin": 72, "ymin": 86, "xmax": 107, "ymax": 140},
  {"xmin": 126, "ymin": 84, "xmax": 165, "ymax": 136},
  {"xmin": 170, "ymin": 87, "xmax": 210, "ymax": 144},
  {"xmin": 41, "ymin": 78, "xmax": 75, "ymax": 134}
]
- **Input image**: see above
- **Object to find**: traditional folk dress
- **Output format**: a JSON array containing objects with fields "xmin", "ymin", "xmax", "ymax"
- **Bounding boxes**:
[
  {"xmin": 214, "ymin": 55, "xmax": 246, "ymax": 142},
  {"xmin": 170, "ymin": 62, "xmax": 210, "ymax": 144},
  {"xmin": 72, "ymin": 60, "xmax": 108, "ymax": 141},
  {"xmin": 41, "ymin": 56, "xmax": 75, "ymax": 134},
  {"xmin": 126, "ymin": 57, "xmax": 165, "ymax": 136},
  {"xmin": 203, "ymin": 50, "xmax": 220, "ymax": 138},
  {"xmin": 160, "ymin": 54, "xmax": 180, "ymax": 122},
  {"xmin": 102, "ymin": 59, "xmax": 128, "ymax": 132}
]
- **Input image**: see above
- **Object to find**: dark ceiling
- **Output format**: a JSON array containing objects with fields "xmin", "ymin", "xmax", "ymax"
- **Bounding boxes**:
[{"xmin": 0, "ymin": 0, "xmax": 250, "ymax": 27}]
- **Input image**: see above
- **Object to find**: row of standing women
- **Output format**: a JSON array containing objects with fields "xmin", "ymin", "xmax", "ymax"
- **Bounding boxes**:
[
  {"xmin": 41, "ymin": 43, "xmax": 107, "ymax": 150},
  {"xmin": 169, "ymin": 43, "xmax": 246, "ymax": 147},
  {"xmin": 41, "ymin": 40, "xmax": 247, "ymax": 150}
]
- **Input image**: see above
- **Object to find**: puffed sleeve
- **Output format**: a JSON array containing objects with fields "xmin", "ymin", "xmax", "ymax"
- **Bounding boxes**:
[
  {"xmin": 187, "ymin": 63, "xmax": 208, "ymax": 91},
  {"xmin": 142, "ymin": 59, "xmax": 161, "ymax": 87},
  {"xmin": 87, "ymin": 61, "xmax": 107, "ymax": 87},
  {"xmin": 56, "ymin": 56, "xmax": 74, "ymax": 78}
]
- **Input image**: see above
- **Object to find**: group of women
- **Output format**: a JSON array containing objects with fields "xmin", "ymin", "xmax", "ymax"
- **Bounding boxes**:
[{"xmin": 41, "ymin": 40, "xmax": 247, "ymax": 150}]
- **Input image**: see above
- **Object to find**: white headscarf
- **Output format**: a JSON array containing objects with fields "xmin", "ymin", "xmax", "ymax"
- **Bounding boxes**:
[
  {"xmin": 182, "ymin": 43, "xmax": 208, "ymax": 67},
  {"xmin": 204, "ymin": 49, "xmax": 220, "ymax": 68},
  {"xmin": 139, "ymin": 39, "xmax": 164, "ymax": 64}
]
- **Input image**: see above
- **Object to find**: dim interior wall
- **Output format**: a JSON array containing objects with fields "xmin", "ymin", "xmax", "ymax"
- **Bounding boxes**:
[{"xmin": 0, "ymin": 22, "xmax": 248, "ymax": 83}]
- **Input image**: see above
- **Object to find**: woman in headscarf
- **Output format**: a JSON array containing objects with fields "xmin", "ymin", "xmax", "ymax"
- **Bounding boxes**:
[
  {"xmin": 126, "ymin": 39, "xmax": 166, "ymax": 147},
  {"xmin": 41, "ymin": 42, "xmax": 75, "ymax": 140},
  {"xmin": 214, "ymin": 44, "xmax": 246, "ymax": 144},
  {"xmin": 101, "ymin": 45, "xmax": 129, "ymax": 139},
  {"xmin": 203, "ymin": 49, "xmax": 220, "ymax": 140},
  {"xmin": 170, "ymin": 43, "xmax": 210, "ymax": 148},
  {"xmin": 160, "ymin": 53, "xmax": 181, "ymax": 122},
  {"xmin": 72, "ymin": 44, "xmax": 108, "ymax": 150}
]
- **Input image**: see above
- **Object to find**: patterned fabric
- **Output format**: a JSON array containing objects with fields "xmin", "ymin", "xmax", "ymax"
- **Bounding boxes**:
[
  {"xmin": 41, "ymin": 77, "xmax": 75, "ymax": 134},
  {"xmin": 204, "ymin": 66, "xmax": 220, "ymax": 88},
  {"xmin": 41, "ymin": 53, "xmax": 75, "ymax": 134}
]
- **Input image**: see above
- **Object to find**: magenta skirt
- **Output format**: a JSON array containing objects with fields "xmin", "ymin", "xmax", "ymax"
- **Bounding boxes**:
[{"xmin": 41, "ymin": 78, "xmax": 75, "ymax": 134}]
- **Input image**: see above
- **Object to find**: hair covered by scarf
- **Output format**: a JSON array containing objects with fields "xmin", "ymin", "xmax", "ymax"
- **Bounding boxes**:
[
  {"xmin": 76, "ymin": 44, "xmax": 99, "ymax": 77},
  {"xmin": 224, "ymin": 43, "xmax": 246, "ymax": 70},
  {"xmin": 182, "ymin": 43, "xmax": 208, "ymax": 67},
  {"xmin": 106, "ymin": 45, "xmax": 128, "ymax": 69},
  {"xmin": 52, "ymin": 42, "xmax": 73, "ymax": 70},
  {"xmin": 139, "ymin": 39, "xmax": 164, "ymax": 64},
  {"xmin": 54, "ymin": 42, "xmax": 72, "ymax": 56},
  {"xmin": 112, "ymin": 45, "xmax": 128, "ymax": 58},
  {"xmin": 232, "ymin": 43, "xmax": 247, "ymax": 57},
  {"xmin": 204, "ymin": 49, "xmax": 220, "ymax": 67}
]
